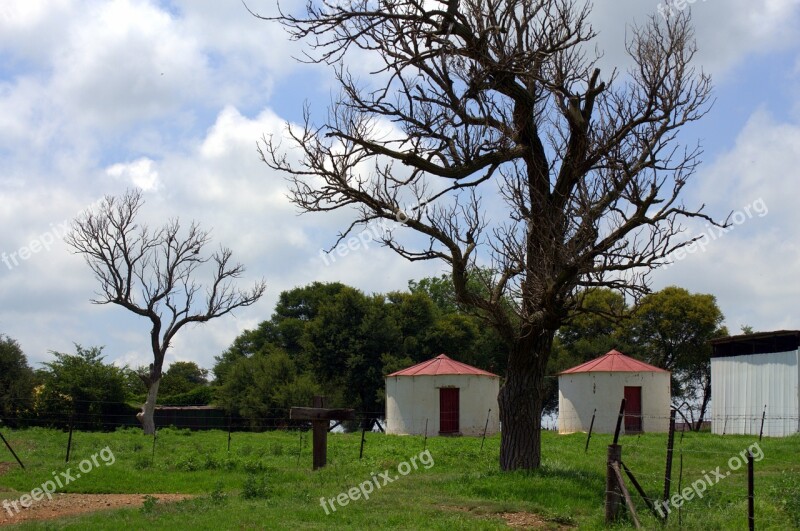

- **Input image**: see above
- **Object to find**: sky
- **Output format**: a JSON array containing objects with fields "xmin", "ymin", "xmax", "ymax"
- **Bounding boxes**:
[{"xmin": 1, "ymin": 0, "xmax": 799, "ymax": 373}]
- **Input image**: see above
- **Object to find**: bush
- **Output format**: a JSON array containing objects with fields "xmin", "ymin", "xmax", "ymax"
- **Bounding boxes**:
[{"xmin": 241, "ymin": 474, "xmax": 270, "ymax": 500}]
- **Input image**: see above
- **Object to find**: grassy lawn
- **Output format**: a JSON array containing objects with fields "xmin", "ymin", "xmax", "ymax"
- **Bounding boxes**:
[{"xmin": 0, "ymin": 427, "xmax": 798, "ymax": 529}]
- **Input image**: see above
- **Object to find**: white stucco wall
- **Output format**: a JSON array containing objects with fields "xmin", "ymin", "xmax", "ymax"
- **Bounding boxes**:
[
  {"xmin": 711, "ymin": 349, "xmax": 800, "ymax": 437},
  {"xmin": 558, "ymin": 371, "xmax": 671, "ymax": 434},
  {"xmin": 385, "ymin": 374, "xmax": 500, "ymax": 436}
]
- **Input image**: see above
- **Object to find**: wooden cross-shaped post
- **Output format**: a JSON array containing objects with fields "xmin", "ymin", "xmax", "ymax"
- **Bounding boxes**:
[{"xmin": 290, "ymin": 396, "xmax": 355, "ymax": 470}]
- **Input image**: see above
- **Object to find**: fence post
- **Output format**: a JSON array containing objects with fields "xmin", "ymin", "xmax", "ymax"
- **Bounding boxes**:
[
  {"xmin": 759, "ymin": 405, "xmax": 766, "ymax": 441},
  {"xmin": 662, "ymin": 408, "xmax": 676, "ymax": 515},
  {"xmin": 65, "ymin": 414, "xmax": 74, "ymax": 463},
  {"xmin": 359, "ymin": 425, "xmax": 367, "ymax": 460},
  {"xmin": 480, "ymin": 409, "xmax": 491, "ymax": 451},
  {"xmin": 151, "ymin": 427, "xmax": 157, "ymax": 463},
  {"xmin": 605, "ymin": 443, "xmax": 623, "ymax": 524},
  {"xmin": 585, "ymin": 408, "xmax": 596, "ymax": 453},
  {"xmin": 227, "ymin": 416, "xmax": 232, "ymax": 452},
  {"xmin": 748, "ymin": 450, "xmax": 755, "ymax": 531}
]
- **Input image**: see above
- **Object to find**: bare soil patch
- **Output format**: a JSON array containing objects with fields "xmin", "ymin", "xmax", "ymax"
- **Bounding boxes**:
[
  {"xmin": 500, "ymin": 511, "xmax": 575, "ymax": 529},
  {"xmin": 0, "ymin": 492, "xmax": 193, "ymax": 526}
]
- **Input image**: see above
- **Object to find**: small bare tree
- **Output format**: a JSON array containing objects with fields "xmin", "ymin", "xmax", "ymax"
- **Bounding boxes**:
[
  {"xmin": 66, "ymin": 189, "xmax": 266, "ymax": 434},
  {"xmin": 255, "ymin": 0, "xmax": 720, "ymax": 469}
]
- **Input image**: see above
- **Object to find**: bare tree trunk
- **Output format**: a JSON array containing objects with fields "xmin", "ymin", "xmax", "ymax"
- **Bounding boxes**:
[
  {"xmin": 137, "ymin": 378, "xmax": 160, "ymax": 435},
  {"xmin": 695, "ymin": 374, "xmax": 711, "ymax": 431},
  {"xmin": 498, "ymin": 332, "xmax": 552, "ymax": 471}
]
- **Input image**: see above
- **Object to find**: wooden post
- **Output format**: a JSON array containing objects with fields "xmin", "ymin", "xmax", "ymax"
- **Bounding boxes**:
[
  {"xmin": 585, "ymin": 408, "xmax": 596, "ymax": 453},
  {"xmin": 290, "ymin": 396, "xmax": 355, "ymax": 470},
  {"xmin": 748, "ymin": 450, "xmax": 755, "ymax": 531},
  {"xmin": 759, "ymin": 405, "xmax": 766, "ymax": 441},
  {"xmin": 611, "ymin": 461, "xmax": 641, "ymax": 529},
  {"xmin": 424, "ymin": 418, "xmax": 428, "ymax": 451},
  {"xmin": 605, "ymin": 443, "xmax": 622, "ymax": 524},
  {"xmin": 663, "ymin": 408, "xmax": 676, "ymax": 514}
]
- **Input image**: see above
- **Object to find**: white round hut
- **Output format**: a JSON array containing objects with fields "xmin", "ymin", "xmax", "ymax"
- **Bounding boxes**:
[
  {"xmin": 558, "ymin": 349, "xmax": 671, "ymax": 434},
  {"xmin": 385, "ymin": 354, "xmax": 500, "ymax": 436}
]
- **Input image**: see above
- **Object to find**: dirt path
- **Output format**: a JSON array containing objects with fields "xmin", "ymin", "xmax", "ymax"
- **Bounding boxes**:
[
  {"xmin": 0, "ymin": 492, "xmax": 194, "ymax": 526},
  {"xmin": 0, "ymin": 460, "xmax": 196, "ymax": 526}
]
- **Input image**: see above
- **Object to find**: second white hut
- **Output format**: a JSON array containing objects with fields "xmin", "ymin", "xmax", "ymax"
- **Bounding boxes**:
[{"xmin": 558, "ymin": 349, "xmax": 671, "ymax": 434}]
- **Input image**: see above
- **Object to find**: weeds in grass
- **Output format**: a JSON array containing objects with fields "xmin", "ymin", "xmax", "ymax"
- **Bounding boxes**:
[
  {"xmin": 241, "ymin": 474, "xmax": 270, "ymax": 500},
  {"xmin": 176, "ymin": 455, "xmax": 200, "ymax": 471},
  {"xmin": 210, "ymin": 481, "xmax": 228, "ymax": 505},
  {"xmin": 141, "ymin": 495, "xmax": 158, "ymax": 514},
  {"xmin": 270, "ymin": 443, "xmax": 284, "ymax": 456},
  {"xmin": 771, "ymin": 469, "xmax": 800, "ymax": 527}
]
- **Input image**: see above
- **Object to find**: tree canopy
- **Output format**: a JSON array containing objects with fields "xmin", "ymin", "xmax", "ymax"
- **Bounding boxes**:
[{"xmin": 0, "ymin": 334, "xmax": 36, "ymax": 423}]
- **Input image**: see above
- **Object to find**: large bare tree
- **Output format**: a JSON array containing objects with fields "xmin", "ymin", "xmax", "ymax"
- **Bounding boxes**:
[
  {"xmin": 255, "ymin": 0, "xmax": 718, "ymax": 469},
  {"xmin": 66, "ymin": 189, "xmax": 266, "ymax": 434}
]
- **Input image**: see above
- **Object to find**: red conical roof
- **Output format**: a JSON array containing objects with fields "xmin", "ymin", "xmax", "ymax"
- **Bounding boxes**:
[
  {"xmin": 559, "ymin": 349, "xmax": 668, "ymax": 374},
  {"xmin": 387, "ymin": 354, "xmax": 499, "ymax": 377}
]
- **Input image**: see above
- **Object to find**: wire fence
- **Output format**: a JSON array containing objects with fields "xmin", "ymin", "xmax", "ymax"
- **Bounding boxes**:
[{"xmin": 1, "ymin": 399, "xmax": 798, "ymax": 528}]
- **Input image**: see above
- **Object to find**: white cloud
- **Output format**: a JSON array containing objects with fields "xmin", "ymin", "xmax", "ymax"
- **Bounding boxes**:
[
  {"xmin": 106, "ymin": 157, "xmax": 160, "ymax": 191},
  {"xmin": 589, "ymin": 0, "xmax": 800, "ymax": 79},
  {"xmin": 654, "ymin": 108, "xmax": 800, "ymax": 332},
  {"xmin": 1, "ymin": 0, "xmax": 798, "ymax": 375}
]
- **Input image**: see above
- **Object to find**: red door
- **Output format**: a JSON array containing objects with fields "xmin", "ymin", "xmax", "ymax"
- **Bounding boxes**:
[
  {"xmin": 439, "ymin": 388, "xmax": 460, "ymax": 434},
  {"xmin": 624, "ymin": 386, "xmax": 643, "ymax": 433}
]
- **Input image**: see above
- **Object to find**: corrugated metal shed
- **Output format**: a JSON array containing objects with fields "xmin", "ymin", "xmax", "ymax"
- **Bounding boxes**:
[{"xmin": 710, "ymin": 330, "xmax": 800, "ymax": 437}]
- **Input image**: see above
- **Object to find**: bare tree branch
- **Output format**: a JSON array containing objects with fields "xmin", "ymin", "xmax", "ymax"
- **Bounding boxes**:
[
  {"xmin": 255, "ymin": 0, "xmax": 720, "ymax": 470},
  {"xmin": 65, "ymin": 189, "xmax": 266, "ymax": 433}
]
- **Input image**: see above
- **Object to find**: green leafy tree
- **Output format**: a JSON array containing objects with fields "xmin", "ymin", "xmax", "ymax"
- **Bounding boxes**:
[
  {"xmin": 36, "ymin": 345, "xmax": 130, "ymax": 429},
  {"xmin": 623, "ymin": 286, "xmax": 726, "ymax": 429},
  {"xmin": 218, "ymin": 347, "xmax": 319, "ymax": 428},
  {"xmin": 213, "ymin": 282, "xmax": 350, "ymax": 386},
  {"xmin": 0, "ymin": 334, "xmax": 36, "ymax": 424},
  {"xmin": 302, "ymin": 288, "xmax": 398, "ymax": 417},
  {"xmin": 158, "ymin": 361, "xmax": 212, "ymax": 406},
  {"xmin": 160, "ymin": 361, "xmax": 209, "ymax": 396}
]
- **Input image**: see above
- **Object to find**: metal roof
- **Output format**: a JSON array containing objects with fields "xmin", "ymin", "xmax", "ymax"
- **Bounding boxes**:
[
  {"xmin": 386, "ymin": 354, "xmax": 499, "ymax": 377},
  {"xmin": 710, "ymin": 330, "xmax": 800, "ymax": 358},
  {"xmin": 559, "ymin": 349, "xmax": 668, "ymax": 374}
]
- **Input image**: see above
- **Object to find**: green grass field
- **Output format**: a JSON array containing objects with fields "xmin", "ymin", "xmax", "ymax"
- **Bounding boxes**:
[{"xmin": 0, "ymin": 427, "xmax": 798, "ymax": 529}]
